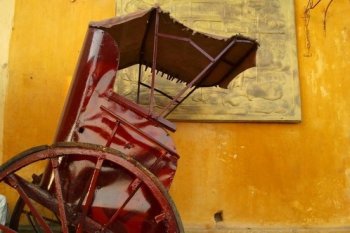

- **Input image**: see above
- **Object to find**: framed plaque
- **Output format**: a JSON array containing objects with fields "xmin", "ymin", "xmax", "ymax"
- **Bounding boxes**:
[{"xmin": 115, "ymin": 0, "xmax": 301, "ymax": 122}]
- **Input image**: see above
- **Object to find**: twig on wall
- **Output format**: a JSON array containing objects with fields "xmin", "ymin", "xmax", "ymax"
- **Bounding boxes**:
[
  {"xmin": 303, "ymin": 0, "xmax": 337, "ymax": 56},
  {"xmin": 303, "ymin": 0, "xmax": 321, "ymax": 57},
  {"xmin": 323, "ymin": 0, "xmax": 335, "ymax": 33}
]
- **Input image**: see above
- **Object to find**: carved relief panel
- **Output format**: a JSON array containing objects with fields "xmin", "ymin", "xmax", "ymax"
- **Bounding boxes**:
[{"xmin": 115, "ymin": 0, "xmax": 301, "ymax": 122}]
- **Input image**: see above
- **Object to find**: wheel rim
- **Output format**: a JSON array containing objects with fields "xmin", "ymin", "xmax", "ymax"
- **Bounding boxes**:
[{"xmin": 0, "ymin": 142, "xmax": 184, "ymax": 233}]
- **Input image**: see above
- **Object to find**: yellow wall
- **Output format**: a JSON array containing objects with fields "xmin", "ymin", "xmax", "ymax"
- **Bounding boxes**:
[
  {"xmin": 0, "ymin": 0, "xmax": 15, "ymax": 164},
  {"xmin": 170, "ymin": 1, "xmax": 350, "ymax": 230},
  {"xmin": 2, "ymin": 0, "xmax": 116, "ymax": 213},
  {"xmin": 2, "ymin": 0, "xmax": 350, "ymax": 231}
]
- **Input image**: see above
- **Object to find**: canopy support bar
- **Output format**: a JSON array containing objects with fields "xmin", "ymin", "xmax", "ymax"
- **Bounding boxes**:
[
  {"xmin": 159, "ymin": 38, "xmax": 237, "ymax": 118},
  {"xmin": 137, "ymin": 63, "xmax": 142, "ymax": 104},
  {"xmin": 158, "ymin": 33, "xmax": 214, "ymax": 62},
  {"xmin": 163, "ymin": 86, "xmax": 198, "ymax": 118},
  {"xmin": 140, "ymin": 82, "xmax": 180, "ymax": 103},
  {"xmin": 149, "ymin": 8, "xmax": 160, "ymax": 114}
]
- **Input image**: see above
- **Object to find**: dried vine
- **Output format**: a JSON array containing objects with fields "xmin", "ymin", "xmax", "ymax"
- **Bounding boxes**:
[
  {"xmin": 304, "ymin": 0, "xmax": 321, "ymax": 56},
  {"xmin": 323, "ymin": 0, "xmax": 335, "ymax": 32},
  {"xmin": 303, "ymin": 0, "xmax": 336, "ymax": 57}
]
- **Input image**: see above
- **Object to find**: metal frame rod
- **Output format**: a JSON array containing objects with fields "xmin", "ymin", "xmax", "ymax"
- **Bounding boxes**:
[
  {"xmin": 76, "ymin": 157, "xmax": 104, "ymax": 233},
  {"xmin": 158, "ymin": 32, "xmax": 214, "ymax": 61},
  {"xmin": 50, "ymin": 157, "xmax": 69, "ymax": 233},
  {"xmin": 140, "ymin": 82, "xmax": 179, "ymax": 102},
  {"xmin": 163, "ymin": 86, "xmax": 198, "ymax": 118},
  {"xmin": 137, "ymin": 7, "xmax": 155, "ymax": 105},
  {"xmin": 149, "ymin": 9, "xmax": 160, "ymax": 114},
  {"xmin": 100, "ymin": 105, "xmax": 179, "ymax": 157},
  {"xmin": 107, "ymin": 92, "xmax": 176, "ymax": 132},
  {"xmin": 159, "ymin": 38, "xmax": 237, "ymax": 117},
  {"xmin": 6, "ymin": 174, "xmax": 52, "ymax": 233},
  {"xmin": 0, "ymin": 224, "xmax": 17, "ymax": 233},
  {"xmin": 137, "ymin": 63, "xmax": 142, "ymax": 104}
]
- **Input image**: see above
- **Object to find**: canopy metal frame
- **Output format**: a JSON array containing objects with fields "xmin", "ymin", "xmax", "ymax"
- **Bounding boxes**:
[{"xmin": 135, "ymin": 8, "xmax": 240, "ymax": 118}]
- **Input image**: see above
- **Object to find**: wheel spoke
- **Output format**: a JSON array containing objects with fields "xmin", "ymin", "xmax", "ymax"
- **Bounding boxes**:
[
  {"xmin": 25, "ymin": 211, "xmax": 41, "ymax": 233},
  {"xmin": 0, "ymin": 224, "xmax": 17, "ymax": 233},
  {"xmin": 102, "ymin": 153, "xmax": 168, "ymax": 230},
  {"xmin": 6, "ymin": 174, "xmax": 52, "ymax": 233},
  {"xmin": 103, "ymin": 178, "xmax": 142, "ymax": 229},
  {"xmin": 148, "ymin": 152, "xmax": 167, "ymax": 172},
  {"xmin": 76, "ymin": 157, "xmax": 104, "ymax": 233},
  {"xmin": 50, "ymin": 157, "xmax": 69, "ymax": 233},
  {"xmin": 4, "ymin": 170, "xmax": 113, "ymax": 233}
]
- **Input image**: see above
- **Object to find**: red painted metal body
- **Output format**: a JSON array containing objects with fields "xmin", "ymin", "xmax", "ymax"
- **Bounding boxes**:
[
  {"xmin": 54, "ymin": 26, "xmax": 178, "ymax": 188},
  {"xmin": 55, "ymin": 27, "xmax": 178, "ymax": 184},
  {"xmin": 48, "ymin": 28, "xmax": 179, "ymax": 232}
]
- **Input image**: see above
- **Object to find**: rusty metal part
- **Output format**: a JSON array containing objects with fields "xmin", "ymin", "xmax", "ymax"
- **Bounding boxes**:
[{"xmin": 0, "ymin": 143, "xmax": 184, "ymax": 233}]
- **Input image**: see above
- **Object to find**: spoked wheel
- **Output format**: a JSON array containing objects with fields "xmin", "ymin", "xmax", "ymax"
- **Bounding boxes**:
[{"xmin": 0, "ymin": 142, "xmax": 184, "ymax": 233}]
